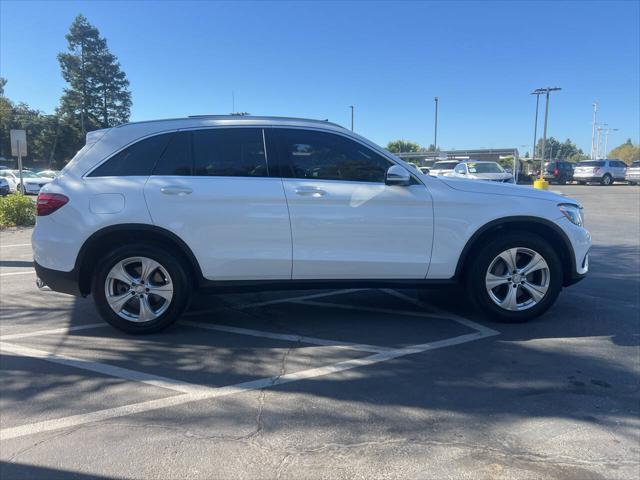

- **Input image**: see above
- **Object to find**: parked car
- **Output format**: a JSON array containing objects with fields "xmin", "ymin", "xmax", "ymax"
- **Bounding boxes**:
[
  {"xmin": 448, "ymin": 161, "xmax": 515, "ymax": 183},
  {"xmin": 0, "ymin": 177, "xmax": 9, "ymax": 196},
  {"xmin": 0, "ymin": 169, "xmax": 52, "ymax": 194},
  {"xmin": 543, "ymin": 161, "xmax": 575, "ymax": 185},
  {"xmin": 37, "ymin": 169, "xmax": 60, "ymax": 179},
  {"xmin": 428, "ymin": 160, "xmax": 459, "ymax": 176},
  {"xmin": 573, "ymin": 159, "xmax": 627, "ymax": 185},
  {"xmin": 33, "ymin": 115, "xmax": 591, "ymax": 333},
  {"xmin": 418, "ymin": 166, "xmax": 431, "ymax": 175},
  {"xmin": 625, "ymin": 160, "xmax": 640, "ymax": 185}
]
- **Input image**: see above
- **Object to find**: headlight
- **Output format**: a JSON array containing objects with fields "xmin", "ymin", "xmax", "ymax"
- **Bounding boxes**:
[{"xmin": 559, "ymin": 203, "xmax": 584, "ymax": 227}]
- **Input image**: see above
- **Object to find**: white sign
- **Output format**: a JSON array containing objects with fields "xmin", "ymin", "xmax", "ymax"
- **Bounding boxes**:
[{"xmin": 10, "ymin": 129, "xmax": 27, "ymax": 157}]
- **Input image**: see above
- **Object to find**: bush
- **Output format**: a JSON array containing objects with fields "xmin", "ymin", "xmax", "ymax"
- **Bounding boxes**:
[{"xmin": 0, "ymin": 194, "xmax": 36, "ymax": 227}]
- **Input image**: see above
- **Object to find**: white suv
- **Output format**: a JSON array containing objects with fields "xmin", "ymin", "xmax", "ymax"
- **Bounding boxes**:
[{"xmin": 33, "ymin": 116, "xmax": 591, "ymax": 333}]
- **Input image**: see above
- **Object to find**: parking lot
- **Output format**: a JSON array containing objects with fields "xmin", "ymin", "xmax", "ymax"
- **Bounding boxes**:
[{"xmin": 1, "ymin": 184, "xmax": 638, "ymax": 479}]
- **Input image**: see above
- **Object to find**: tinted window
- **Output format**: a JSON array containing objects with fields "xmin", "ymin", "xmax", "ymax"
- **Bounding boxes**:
[
  {"xmin": 632, "ymin": 161, "xmax": 640, "ymax": 167},
  {"xmin": 153, "ymin": 131, "xmax": 192, "ymax": 175},
  {"xmin": 454, "ymin": 164, "xmax": 466, "ymax": 173},
  {"xmin": 89, "ymin": 134, "xmax": 172, "ymax": 177},
  {"xmin": 192, "ymin": 128, "xmax": 267, "ymax": 177},
  {"xmin": 277, "ymin": 129, "xmax": 391, "ymax": 182}
]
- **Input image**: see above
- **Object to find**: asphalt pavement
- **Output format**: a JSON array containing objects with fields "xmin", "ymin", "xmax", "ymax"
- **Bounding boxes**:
[{"xmin": 1, "ymin": 184, "xmax": 638, "ymax": 479}]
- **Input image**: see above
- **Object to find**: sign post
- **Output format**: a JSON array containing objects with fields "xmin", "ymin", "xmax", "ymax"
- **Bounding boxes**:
[{"xmin": 10, "ymin": 129, "xmax": 27, "ymax": 194}]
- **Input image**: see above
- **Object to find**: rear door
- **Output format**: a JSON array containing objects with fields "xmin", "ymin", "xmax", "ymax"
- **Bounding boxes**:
[
  {"xmin": 270, "ymin": 128, "xmax": 433, "ymax": 280},
  {"xmin": 144, "ymin": 128, "xmax": 292, "ymax": 280}
]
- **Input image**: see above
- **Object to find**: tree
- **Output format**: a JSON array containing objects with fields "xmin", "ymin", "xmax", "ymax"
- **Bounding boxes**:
[
  {"xmin": 386, "ymin": 140, "xmax": 421, "ymax": 153},
  {"xmin": 535, "ymin": 137, "xmax": 585, "ymax": 162},
  {"xmin": 58, "ymin": 15, "xmax": 131, "ymax": 134},
  {"xmin": 609, "ymin": 139, "xmax": 640, "ymax": 164}
]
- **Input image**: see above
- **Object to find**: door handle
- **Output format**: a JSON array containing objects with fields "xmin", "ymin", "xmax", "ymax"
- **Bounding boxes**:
[
  {"xmin": 160, "ymin": 186, "xmax": 193, "ymax": 196},
  {"xmin": 295, "ymin": 187, "xmax": 326, "ymax": 197}
]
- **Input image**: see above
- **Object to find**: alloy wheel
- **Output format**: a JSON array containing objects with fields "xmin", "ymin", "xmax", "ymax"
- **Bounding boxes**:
[
  {"xmin": 485, "ymin": 247, "xmax": 550, "ymax": 311},
  {"xmin": 104, "ymin": 256, "xmax": 174, "ymax": 322}
]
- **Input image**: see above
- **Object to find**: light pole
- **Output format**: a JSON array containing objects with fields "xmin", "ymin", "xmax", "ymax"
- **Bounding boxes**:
[
  {"xmin": 433, "ymin": 97, "xmax": 439, "ymax": 151},
  {"xmin": 349, "ymin": 105, "xmax": 354, "ymax": 131},
  {"xmin": 602, "ymin": 127, "xmax": 618, "ymax": 158},
  {"xmin": 533, "ymin": 87, "xmax": 562, "ymax": 189},
  {"xmin": 531, "ymin": 90, "xmax": 544, "ymax": 167},
  {"xmin": 590, "ymin": 102, "xmax": 598, "ymax": 159},
  {"xmin": 596, "ymin": 123, "xmax": 607, "ymax": 158}
]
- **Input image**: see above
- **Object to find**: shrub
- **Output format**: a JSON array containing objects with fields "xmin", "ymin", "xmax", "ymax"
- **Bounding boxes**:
[{"xmin": 0, "ymin": 194, "xmax": 36, "ymax": 227}]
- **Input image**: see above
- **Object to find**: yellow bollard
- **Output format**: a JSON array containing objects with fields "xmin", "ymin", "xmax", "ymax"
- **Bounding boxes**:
[{"xmin": 533, "ymin": 176, "xmax": 549, "ymax": 190}]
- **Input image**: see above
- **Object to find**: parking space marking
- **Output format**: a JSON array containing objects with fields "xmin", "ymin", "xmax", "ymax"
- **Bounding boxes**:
[
  {"xmin": 182, "ymin": 320, "xmax": 392, "ymax": 353},
  {"xmin": 0, "ymin": 243, "xmax": 32, "ymax": 248},
  {"xmin": 0, "ymin": 341, "xmax": 216, "ymax": 395},
  {"xmin": 230, "ymin": 289, "xmax": 366, "ymax": 309},
  {"xmin": 0, "ymin": 270, "xmax": 34, "ymax": 277},
  {"xmin": 1, "ymin": 323, "xmax": 107, "ymax": 340},
  {"xmin": 0, "ymin": 328, "xmax": 497, "ymax": 441}
]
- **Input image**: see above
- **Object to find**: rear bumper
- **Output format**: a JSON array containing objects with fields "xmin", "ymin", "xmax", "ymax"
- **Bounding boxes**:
[{"xmin": 34, "ymin": 261, "xmax": 83, "ymax": 296}]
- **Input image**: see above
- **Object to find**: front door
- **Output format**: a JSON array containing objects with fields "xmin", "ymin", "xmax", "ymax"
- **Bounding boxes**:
[
  {"xmin": 144, "ymin": 128, "xmax": 292, "ymax": 280},
  {"xmin": 270, "ymin": 128, "xmax": 433, "ymax": 279}
]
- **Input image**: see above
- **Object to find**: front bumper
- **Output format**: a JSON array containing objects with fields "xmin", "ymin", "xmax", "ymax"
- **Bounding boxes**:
[{"xmin": 34, "ymin": 261, "xmax": 83, "ymax": 296}]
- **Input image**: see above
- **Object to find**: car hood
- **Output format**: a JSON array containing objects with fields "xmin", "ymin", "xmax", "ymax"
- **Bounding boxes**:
[
  {"xmin": 439, "ymin": 176, "xmax": 574, "ymax": 203},
  {"xmin": 23, "ymin": 177, "xmax": 51, "ymax": 184}
]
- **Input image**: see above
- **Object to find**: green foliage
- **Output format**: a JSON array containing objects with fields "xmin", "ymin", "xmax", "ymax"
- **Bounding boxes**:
[
  {"xmin": 609, "ymin": 139, "xmax": 640, "ymax": 164},
  {"xmin": 58, "ymin": 15, "xmax": 131, "ymax": 133},
  {"xmin": 0, "ymin": 194, "xmax": 36, "ymax": 227},
  {"xmin": 387, "ymin": 139, "xmax": 422, "ymax": 153},
  {"xmin": 535, "ymin": 137, "xmax": 585, "ymax": 162}
]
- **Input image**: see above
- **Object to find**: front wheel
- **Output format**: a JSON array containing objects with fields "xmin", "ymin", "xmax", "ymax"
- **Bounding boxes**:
[
  {"xmin": 601, "ymin": 174, "xmax": 613, "ymax": 186},
  {"xmin": 92, "ymin": 244, "xmax": 191, "ymax": 334},
  {"xmin": 465, "ymin": 233, "xmax": 563, "ymax": 322}
]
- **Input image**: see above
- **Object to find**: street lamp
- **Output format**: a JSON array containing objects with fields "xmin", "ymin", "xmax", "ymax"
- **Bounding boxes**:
[
  {"xmin": 530, "ymin": 90, "xmax": 544, "ymax": 166},
  {"xmin": 349, "ymin": 105, "xmax": 355, "ymax": 131},
  {"xmin": 434, "ymin": 97, "xmax": 439, "ymax": 151},
  {"xmin": 532, "ymin": 87, "xmax": 562, "ymax": 189},
  {"xmin": 602, "ymin": 127, "xmax": 618, "ymax": 158}
]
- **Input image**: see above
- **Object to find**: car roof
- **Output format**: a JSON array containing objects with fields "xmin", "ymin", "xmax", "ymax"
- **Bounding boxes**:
[{"xmin": 115, "ymin": 115, "xmax": 345, "ymax": 131}]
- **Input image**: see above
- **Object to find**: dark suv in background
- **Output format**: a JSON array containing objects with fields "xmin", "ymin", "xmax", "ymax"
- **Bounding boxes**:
[{"xmin": 543, "ymin": 161, "xmax": 575, "ymax": 184}]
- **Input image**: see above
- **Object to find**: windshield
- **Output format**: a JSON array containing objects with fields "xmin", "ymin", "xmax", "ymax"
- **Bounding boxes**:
[
  {"xmin": 467, "ymin": 162, "xmax": 504, "ymax": 174},
  {"xmin": 433, "ymin": 161, "xmax": 458, "ymax": 170},
  {"xmin": 577, "ymin": 161, "xmax": 605, "ymax": 167},
  {"xmin": 12, "ymin": 170, "xmax": 41, "ymax": 178}
]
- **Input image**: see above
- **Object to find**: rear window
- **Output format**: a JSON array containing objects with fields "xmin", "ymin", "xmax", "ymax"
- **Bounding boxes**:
[
  {"xmin": 632, "ymin": 161, "xmax": 640, "ymax": 167},
  {"xmin": 89, "ymin": 134, "xmax": 172, "ymax": 177},
  {"xmin": 192, "ymin": 128, "xmax": 268, "ymax": 177},
  {"xmin": 577, "ymin": 161, "xmax": 605, "ymax": 167},
  {"xmin": 433, "ymin": 161, "xmax": 458, "ymax": 170}
]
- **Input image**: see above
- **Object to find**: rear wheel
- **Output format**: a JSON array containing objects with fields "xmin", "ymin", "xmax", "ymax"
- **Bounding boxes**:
[
  {"xmin": 601, "ymin": 174, "xmax": 613, "ymax": 186},
  {"xmin": 465, "ymin": 233, "xmax": 563, "ymax": 322},
  {"xmin": 577, "ymin": 181, "xmax": 586, "ymax": 185},
  {"xmin": 92, "ymin": 244, "xmax": 191, "ymax": 334}
]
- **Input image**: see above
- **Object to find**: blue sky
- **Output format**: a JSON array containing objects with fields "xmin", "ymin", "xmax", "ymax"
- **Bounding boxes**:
[{"xmin": 1, "ymin": 0, "xmax": 638, "ymax": 154}]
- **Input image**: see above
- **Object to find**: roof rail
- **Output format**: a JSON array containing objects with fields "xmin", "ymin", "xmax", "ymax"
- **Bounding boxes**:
[{"xmin": 116, "ymin": 115, "xmax": 344, "ymax": 129}]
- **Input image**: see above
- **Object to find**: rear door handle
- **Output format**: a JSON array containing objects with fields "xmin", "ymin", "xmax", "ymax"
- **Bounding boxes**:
[
  {"xmin": 295, "ymin": 186, "xmax": 326, "ymax": 197},
  {"xmin": 160, "ymin": 186, "xmax": 193, "ymax": 196}
]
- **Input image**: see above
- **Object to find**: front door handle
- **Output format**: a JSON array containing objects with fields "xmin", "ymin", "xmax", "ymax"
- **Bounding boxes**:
[
  {"xmin": 160, "ymin": 186, "xmax": 193, "ymax": 196},
  {"xmin": 295, "ymin": 186, "xmax": 326, "ymax": 197}
]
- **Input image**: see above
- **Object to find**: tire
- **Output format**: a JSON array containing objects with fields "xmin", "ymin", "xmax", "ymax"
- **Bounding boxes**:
[
  {"xmin": 465, "ymin": 232, "xmax": 563, "ymax": 323},
  {"xmin": 577, "ymin": 181, "xmax": 586, "ymax": 185},
  {"xmin": 92, "ymin": 243, "xmax": 191, "ymax": 334},
  {"xmin": 601, "ymin": 174, "xmax": 613, "ymax": 186}
]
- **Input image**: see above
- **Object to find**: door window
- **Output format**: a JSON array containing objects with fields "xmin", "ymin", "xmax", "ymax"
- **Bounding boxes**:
[
  {"xmin": 276, "ymin": 129, "xmax": 392, "ymax": 183},
  {"xmin": 192, "ymin": 128, "xmax": 268, "ymax": 177},
  {"xmin": 153, "ymin": 131, "xmax": 192, "ymax": 175}
]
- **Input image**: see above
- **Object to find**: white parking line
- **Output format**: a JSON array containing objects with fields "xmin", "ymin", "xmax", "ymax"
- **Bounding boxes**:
[
  {"xmin": 0, "ymin": 329, "xmax": 497, "ymax": 441},
  {"xmin": 232, "ymin": 289, "xmax": 366, "ymax": 309},
  {"xmin": 0, "ymin": 243, "xmax": 32, "ymax": 248},
  {"xmin": 0, "ymin": 270, "xmax": 34, "ymax": 277},
  {"xmin": 182, "ymin": 320, "xmax": 391, "ymax": 353},
  {"xmin": 0, "ymin": 342, "xmax": 215, "ymax": 395},
  {"xmin": 1, "ymin": 323, "xmax": 106, "ymax": 340}
]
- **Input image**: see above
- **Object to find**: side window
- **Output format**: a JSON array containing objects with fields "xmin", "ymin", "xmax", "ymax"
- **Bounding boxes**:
[
  {"xmin": 153, "ymin": 131, "xmax": 192, "ymax": 175},
  {"xmin": 454, "ymin": 164, "xmax": 466, "ymax": 174},
  {"xmin": 276, "ymin": 129, "xmax": 392, "ymax": 183},
  {"xmin": 192, "ymin": 128, "xmax": 268, "ymax": 177},
  {"xmin": 89, "ymin": 133, "xmax": 172, "ymax": 177}
]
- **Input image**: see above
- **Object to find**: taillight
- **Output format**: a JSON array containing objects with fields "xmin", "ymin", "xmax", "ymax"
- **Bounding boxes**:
[
  {"xmin": 36, "ymin": 193, "xmax": 69, "ymax": 216},
  {"xmin": 554, "ymin": 168, "xmax": 559, "ymax": 176}
]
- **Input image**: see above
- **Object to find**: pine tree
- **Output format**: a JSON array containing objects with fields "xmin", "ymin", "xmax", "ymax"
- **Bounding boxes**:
[{"xmin": 58, "ymin": 15, "xmax": 131, "ymax": 134}]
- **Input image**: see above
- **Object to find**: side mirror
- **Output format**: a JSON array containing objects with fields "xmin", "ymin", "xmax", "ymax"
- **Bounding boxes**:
[{"xmin": 385, "ymin": 165, "xmax": 411, "ymax": 186}]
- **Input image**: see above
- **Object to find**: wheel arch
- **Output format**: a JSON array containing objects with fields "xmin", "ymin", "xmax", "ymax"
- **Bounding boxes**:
[
  {"xmin": 75, "ymin": 224, "xmax": 203, "ymax": 295},
  {"xmin": 455, "ymin": 216, "xmax": 576, "ymax": 287}
]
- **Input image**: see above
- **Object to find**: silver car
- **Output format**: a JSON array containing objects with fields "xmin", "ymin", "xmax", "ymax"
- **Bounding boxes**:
[
  {"xmin": 448, "ymin": 161, "xmax": 515, "ymax": 183},
  {"xmin": 626, "ymin": 160, "xmax": 640, "ymax": 185},
  {"xmin": 428, "ymin": 160, "xmax": 459, "ymax": 176},
  {"xmin": 573, "ymin": 159, "xmax": 627, "ymax": 186}
]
